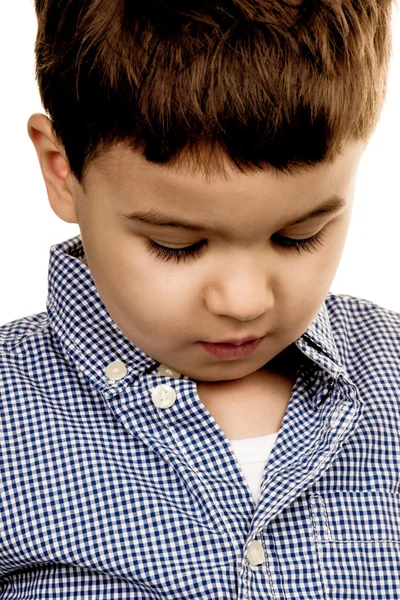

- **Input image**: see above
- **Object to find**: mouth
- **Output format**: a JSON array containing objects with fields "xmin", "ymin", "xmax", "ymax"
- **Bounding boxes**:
[
  {"xmin": 199, "ymin": 336, "xmax": 266, "ymax": 360},
  {"xmin": 201, "ymin": 335, "xmax": 266, "ymax": 346}
]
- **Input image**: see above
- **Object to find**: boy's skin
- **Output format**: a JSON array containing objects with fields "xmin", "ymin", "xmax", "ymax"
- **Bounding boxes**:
[{"xmin": 27, "ymin": 113, "xmax": 367, "ymax": 439}]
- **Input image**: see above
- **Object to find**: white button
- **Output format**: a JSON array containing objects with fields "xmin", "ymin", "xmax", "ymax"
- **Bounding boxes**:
[
  {"xmin": 152, "ymin": 384, "xmax": 177, "ymax": 409},
  {"xmin": 247, "ymin": 540, "xmax": 265, "ymax": 566},
  {"xmin": 105, "ymin": 360, "xmax": 128, "ymax": 381},
  {"xmin": 157, "ymin": 364, "xmax": 181, "ymax": 378}
]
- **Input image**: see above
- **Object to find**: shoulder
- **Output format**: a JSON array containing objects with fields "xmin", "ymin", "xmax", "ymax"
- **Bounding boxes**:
[
  {"xmin": 0, "ymin": 312, "xmax": 51, "ymax": 381},
  {"xmin": 326, "ymin": 292, "xmax": 400, "ymax": 336},
  {"xmin": 325, "ymin": 292, "xmax": 400, "ymax": 382},
  {"xmin": 0, "ymin": 312, "xmax": 49, "ymax": 353}
]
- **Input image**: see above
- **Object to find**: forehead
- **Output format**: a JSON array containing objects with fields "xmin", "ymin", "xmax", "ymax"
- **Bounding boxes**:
[{"xmin": 85, "ymin": 140, "xmax": 365, "ymax": 215}]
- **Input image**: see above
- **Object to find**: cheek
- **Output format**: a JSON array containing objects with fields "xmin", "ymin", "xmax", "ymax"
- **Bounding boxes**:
[
  {"xmin": 294, "ymin": 229, "xmax": 346, "ymax": 288},
  {"xmin": 276, "ymin": 247, "xmax": 338, "ymax": 319},
  {"xmin": 118, "ymin": 262, "xmax": 198, "ymax": 323}
]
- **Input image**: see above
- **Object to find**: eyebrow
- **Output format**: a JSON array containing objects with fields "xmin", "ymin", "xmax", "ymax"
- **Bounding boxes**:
[{"xmin": 119, "ymin": 194, "xmax": 346, "ymax": 234}]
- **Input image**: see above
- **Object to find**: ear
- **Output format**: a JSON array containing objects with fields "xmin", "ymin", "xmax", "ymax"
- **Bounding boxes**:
[{"xmin": 27, "ymin": 113, "xmax": 79, "ymax": 224}]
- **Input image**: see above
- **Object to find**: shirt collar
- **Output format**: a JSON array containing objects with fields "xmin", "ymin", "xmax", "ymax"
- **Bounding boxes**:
[{"xmin": 46, "ymin": 234, "xmax": 348, "ymax": 397}]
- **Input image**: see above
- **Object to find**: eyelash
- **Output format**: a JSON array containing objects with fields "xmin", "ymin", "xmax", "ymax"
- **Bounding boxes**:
[{"xmin": 145, "ymin": 230, "xmax": 326, "ymax": 264}]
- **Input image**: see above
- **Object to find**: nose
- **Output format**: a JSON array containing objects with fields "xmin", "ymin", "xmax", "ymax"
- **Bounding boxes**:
[{"xmin": 204, "ymin": 254, "xmax": 273, "ymax": 322}]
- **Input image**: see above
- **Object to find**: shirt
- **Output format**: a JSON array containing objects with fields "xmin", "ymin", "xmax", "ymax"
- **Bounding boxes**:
[
  {"xmin": 1, "ymin": 232, "xmax": 400, "ymax": 600},
  {"xmin": 230, "ymin": 433, "xmax": 279, "ymax": 504}
]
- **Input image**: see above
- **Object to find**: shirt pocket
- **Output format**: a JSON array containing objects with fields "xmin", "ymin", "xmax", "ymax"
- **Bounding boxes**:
[{"xmin": 308, "ymin": 490, "xmax": 400, "ymax": 599}]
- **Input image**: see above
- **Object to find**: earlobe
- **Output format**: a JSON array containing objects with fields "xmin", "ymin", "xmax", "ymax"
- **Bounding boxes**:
[{"xmin": 27, "ymin": 113, "xmax": 79, "ymax": 225}]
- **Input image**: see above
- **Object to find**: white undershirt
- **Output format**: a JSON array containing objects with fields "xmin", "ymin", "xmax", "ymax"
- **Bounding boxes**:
[{"xmin": 229, "ymin": 432, "xmax": 279, "ymax": 503}]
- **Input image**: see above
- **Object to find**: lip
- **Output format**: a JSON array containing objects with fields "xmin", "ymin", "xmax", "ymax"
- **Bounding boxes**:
[
  {"xmin": 199, "ymin": 336, "xmax": 266, "ymax": 361},
  {"xmin": 203, "ymin": 335, "xmax": 265, "ymax": 346}
]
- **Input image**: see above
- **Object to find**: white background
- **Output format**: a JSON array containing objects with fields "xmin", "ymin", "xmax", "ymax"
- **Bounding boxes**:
[{"xmin": 0, "ymin": 1, "xmax": 399, "ymax": 326}]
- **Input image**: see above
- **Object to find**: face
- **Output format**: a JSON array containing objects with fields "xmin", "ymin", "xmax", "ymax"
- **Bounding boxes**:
[{"xmin": 67, "ymin": 141, "xmax": 365, "ymax": 383}]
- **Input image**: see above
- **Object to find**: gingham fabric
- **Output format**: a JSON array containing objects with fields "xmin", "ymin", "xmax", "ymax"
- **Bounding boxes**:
[{"xmin": 1, "ymin": 233, "xmax": 400, "ymax": 599}]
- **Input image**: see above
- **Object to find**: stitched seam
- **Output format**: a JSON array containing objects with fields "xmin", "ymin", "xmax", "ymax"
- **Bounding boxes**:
[
  {"xmin": 313, "ymin": 537, "xmax": 400, "ymax": 543},
  {"xmin": 266, "ymin": 528, "xmax": 285, "ymax": 600},
  {"xmin": 309, "ymin": 494, "xmax": 330, "ymax": 600}
]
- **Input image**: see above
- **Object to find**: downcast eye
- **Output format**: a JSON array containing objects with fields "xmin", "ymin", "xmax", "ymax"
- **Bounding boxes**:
[{"xmin": 144, "ymin": 229, "xmax": 326, "ymax": 263}]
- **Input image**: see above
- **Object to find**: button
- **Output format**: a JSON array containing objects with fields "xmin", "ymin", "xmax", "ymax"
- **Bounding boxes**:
[
  {"xmin": 105, "ymin": 360, "xmax": 128, "ymax": 381},
  {"xmin": 152, "ymin": 384, "xmax": 177, "ymax": 409},
  {"xmin": 247, "ymin": 540, "xmax": 265, "ymax": 566},
  {"xmin": 157, "ymin": 364, "xmax": 181, "ymax": 378}
]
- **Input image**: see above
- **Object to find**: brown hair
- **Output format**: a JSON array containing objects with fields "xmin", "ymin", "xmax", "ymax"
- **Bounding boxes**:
[{"xmin": 33, "ymin": 0, "xmax": 396, "ymax": 189}]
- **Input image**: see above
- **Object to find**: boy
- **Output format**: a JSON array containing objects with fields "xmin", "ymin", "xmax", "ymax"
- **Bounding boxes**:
[{"xmin": 1, "ymin": 0, "xmax": 399, "ymax": 598}]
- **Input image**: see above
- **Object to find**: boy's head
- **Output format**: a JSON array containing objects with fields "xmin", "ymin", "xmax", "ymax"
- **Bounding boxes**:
[{"xmin": 28, "ymin": 0, "xmax": 395, "ymax": 382}]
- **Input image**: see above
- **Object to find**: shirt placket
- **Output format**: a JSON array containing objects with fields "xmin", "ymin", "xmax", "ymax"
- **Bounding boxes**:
[{"xmin": 101, "ymin": 359, "xmax": 363, "ymax": 599}]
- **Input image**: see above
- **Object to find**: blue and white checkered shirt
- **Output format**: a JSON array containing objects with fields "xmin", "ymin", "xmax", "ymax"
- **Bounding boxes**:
[{"xmin": 1, "ymin": 234, "xmax": 400, "ymax": 599}]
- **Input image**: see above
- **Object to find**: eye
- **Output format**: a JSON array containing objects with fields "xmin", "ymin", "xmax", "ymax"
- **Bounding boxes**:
[
  {"xmin": 145, "ymin": 239, "xmax": 206, "ymax": 263},
  {"xmin": 145, "ymin": 230, "xmax": 326, "ymax": 264}
]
